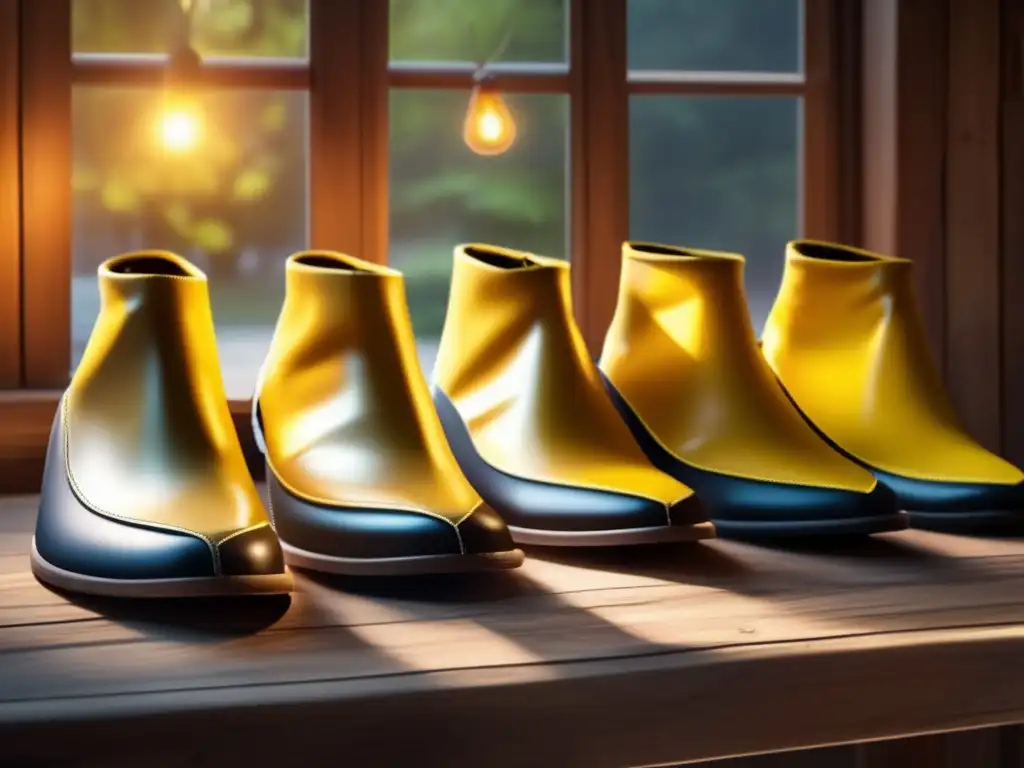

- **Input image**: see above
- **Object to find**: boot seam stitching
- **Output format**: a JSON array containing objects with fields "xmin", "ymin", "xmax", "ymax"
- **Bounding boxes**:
[
  {"xmin": 265, "ymin": 458, "xmax": 464, "ymax": 549},
  {"xmin": 607, "ymin": 380, "xmax": 878, "ymax": 494},
  {"xmin": 444, "ymin": 391, "xmax": 680, "ymax": 509},
  {"xmin": 217, "ymin": 523, "xmax": 271, "ymax": 547},
  {"xmin": 266, "ymin": 459, "xmax": 463, "ymax": 530},
  {"xmin": 255, "ymin": 395, "xmax": 465, "ymax": 534},
  {"xmin": 61, "ymin": 393, "xmax": 224, "ymax": 576}
]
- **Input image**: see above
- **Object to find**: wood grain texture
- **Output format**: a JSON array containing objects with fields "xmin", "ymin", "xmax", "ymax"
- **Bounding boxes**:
[
  {"xmin": 1002, "ymin": 0, "xmax": 1024, "ymax": 466},
  {"xmin": 0, "ymin": 0, "xmax": 21, "ymax": 389},
  {"xmin": 896, "ymin": 0, "xmax": 949, "ymax": 373},
  {"xmin": 945, "ymin": 0, "xmax": 1003, "ymax": 451},
  {"xmin": 2, "ymin": 496, "xmax": 1024, "ymax": 766},
  {"xmin": 857, "ymin": 734, "xmax": 945, "ymax": 767},
  {"xmin": 860, "ymin": 0, "xmax": 949, "ymax": 369},
  {"xmin": 19, "ymin": 0, "xmax": 72, "ymax": 389}
]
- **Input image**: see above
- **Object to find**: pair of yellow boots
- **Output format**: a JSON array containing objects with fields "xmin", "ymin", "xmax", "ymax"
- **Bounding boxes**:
[{"xmin": 31, "ymin": 240, "xmax": 1023, "ymax": 598}]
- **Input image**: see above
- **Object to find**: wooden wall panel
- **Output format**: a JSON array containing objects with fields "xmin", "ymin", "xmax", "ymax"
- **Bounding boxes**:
[
  {"xmin": 896, "ymin": 0, "xmax": 949, "ymax": 372},
  {"xmin": 860, "ymin": 0, "xmax": 948, "ymax": 369},
  {"xmin": 1002, "ymin": 0, "xmax": 1024, "ymax": 464},
  {"xmin": 945, "ymin": 0, "xmax": 1003, "ymax": 451},
  {"xmin": 0, "ymin": 0, "xmax": 22, "ymax": 388},
  {"xmin": 19, "ymin": 0, "xmax": 72, "ymax": 388}
]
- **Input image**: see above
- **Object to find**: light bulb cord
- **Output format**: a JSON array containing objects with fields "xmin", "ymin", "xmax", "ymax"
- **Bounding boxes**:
[
  {"xmin": 473, "ymin": 10, "xmax": 518, "ymax": 81},
  {"xmin": 171, "ymin": 0, "xmax": 198, "ymax": 63}
]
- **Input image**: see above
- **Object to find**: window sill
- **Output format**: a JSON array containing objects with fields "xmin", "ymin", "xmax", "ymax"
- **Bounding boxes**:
[{"xmin": 0, "ymin": 391, "xmax": 264, "ymax": 494}]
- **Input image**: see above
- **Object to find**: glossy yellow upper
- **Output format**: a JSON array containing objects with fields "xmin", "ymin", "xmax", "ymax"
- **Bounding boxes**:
[
  {"xmin": 257, "ymin": 251, "xmax": 482, "ymax": 522},
  {"xmin": 431, "ymin": 243, "xmax": 695, "ymax": 505},
  {"xmin": 67, "ymin": 251, "xmax": 268, "ymax": 541},
  {"xmin": 599, "ymin": 242, "xmax": 876, "ymax": 491},
  {"xmin": 762, "ymin": 239, "xmax": 1023, "ymax": 485}
]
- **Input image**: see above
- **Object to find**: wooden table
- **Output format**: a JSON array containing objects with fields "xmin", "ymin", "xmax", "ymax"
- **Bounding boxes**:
[{"xmin": 2, "ymin": 494, "xmax": 1024, "ymax": 767}]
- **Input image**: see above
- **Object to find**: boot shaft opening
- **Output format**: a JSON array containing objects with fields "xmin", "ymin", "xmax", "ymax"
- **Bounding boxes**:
[
  {"xmin": 792, "ymin": 241, "xmax": 877, "ymax": 263},
  {"xmin": 628, "ymin": 241, "xmax": 744, "ymax": 265},
  {"xmin": 462, "ymin": 244, "xmax": 539, "ymax": 270},
  {"xmin": 788, "ymin": 239, "xmax": 911, "ymax": 266},
  {"xmin": 289, "ymin": 250, "xmax": 400, "ymax": 277},
  {"xmin": 102, "ymin": 251, "xmax": 204, "ymax": 279}
]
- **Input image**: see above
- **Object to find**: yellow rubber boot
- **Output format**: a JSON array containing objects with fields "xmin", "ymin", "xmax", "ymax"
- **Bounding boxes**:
[
  {"xmin": 33, "ymin": 251, "xmax": 292, "ymax": 598},
  {"xmin": 431, "ymin": 243, "xmax": 714, "ymax": 546},
  {"xmin": 599, "ymin": 241, "xmax": 904, "ymax": 538},
  {"xmin": 762, "ymin": 239, "xmax": 1024, "ymax": 532},
  {"xmin": 254, "ymin": 251, "xmax": 524, "ymax": 575}
]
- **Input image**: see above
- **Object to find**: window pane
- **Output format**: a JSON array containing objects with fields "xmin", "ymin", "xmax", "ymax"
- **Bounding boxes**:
[
  {"xmin": 72, "ymin": 87, "xmax": 308, "ymax": 399},
  {"xmin": 389, "ymin": 90, "xmax": 569, "ymax": 373},
  {"xmin": 628, "ymin": 0, "xmax": 801, "ymax": 73},
  {"xmin": 72, "ymin": 0, "xmax": 309, "ymax": 59},
  {"xmin": 390, "ymin": 0, "xmax": 567, "ymax": 63},
  {"xmin": 629, "ymin": 96, "xmax": 799, "ymax": 333}
]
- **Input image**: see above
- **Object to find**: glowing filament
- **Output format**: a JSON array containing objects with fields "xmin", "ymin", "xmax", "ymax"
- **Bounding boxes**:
[
  {"xmin": 159, "ymin": 104, "xmax": 203, "ymax": 153},
  {"xmin": 463, "ymin": 83, "xmax": 517, "ymax": 156}
]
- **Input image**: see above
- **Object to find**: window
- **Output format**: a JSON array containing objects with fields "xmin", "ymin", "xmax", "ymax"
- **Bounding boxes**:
[
  {"xmin": 3, "ymin": 0, "xmax": 844, "ymax": 398},
  {"xmin": 389, "ymin": 0, "xmax": 569, "ymax": 373},
  {"xmin": 70, "ymin": 0, "xmax": 309, "ymax": 399},
  {"xmin": 627, "ymin": 0, "xmax": 803, "ymax": 331}
]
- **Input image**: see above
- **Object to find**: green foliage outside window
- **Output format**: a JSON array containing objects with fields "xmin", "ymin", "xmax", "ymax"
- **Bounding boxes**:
[{"xmin": 71, "ymin": 0, "xmax": 799, "ymax": 337}]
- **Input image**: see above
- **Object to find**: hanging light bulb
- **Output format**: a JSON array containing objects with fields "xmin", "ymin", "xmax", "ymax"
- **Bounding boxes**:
[
  {"xmin": 158, "ymin": 97, "xmax": 204, "ymax": 153},
  {"xmin": 158, "ymin": 0, "xmax": 204, "ymax": 154},
  {"xmin": 463, "ymin": 78, "xmax": 517, "ymax": 156}
]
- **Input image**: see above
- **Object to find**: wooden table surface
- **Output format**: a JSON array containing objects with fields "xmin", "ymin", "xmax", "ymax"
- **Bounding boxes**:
[{"xmin": 2, "ymin": 494, "xmax": 1024, "ymax": 767}]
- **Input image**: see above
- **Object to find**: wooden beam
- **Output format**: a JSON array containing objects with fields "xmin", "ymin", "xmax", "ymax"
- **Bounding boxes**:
[
  {"xmin": 945, "ymin": 0, "xmax": 1003, "ymax": 451},
  {"xmin": 1002, "ymin": 0, "xmax": 1024, "ymax": 465},
  {"xmin": 570, "ymin": 0, "xmax": 628, "ymax": 354},
  {"xmin": 0, "ymin": 0, "xmax": 22, "ymax": 389},
  {"xmin": 71, "ymin": 55, "xmax": 311, "ymax": 89},
  {"xmin": 20, "ymin": 0, "xmax": 72, "ymax": 389},
  {"xmin": 388, "ymin": 61, "xmax": 569, "ymax": 92}
]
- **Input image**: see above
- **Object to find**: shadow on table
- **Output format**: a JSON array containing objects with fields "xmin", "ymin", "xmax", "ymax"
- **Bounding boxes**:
[
  {"xmin": 298, "ymin": 567, "xmax": 544, "ymax": 604},
  {"xmin": 525, "ymin": 528, "xmax": 978, "ymax": 595},
  {"xmin": 45, "ymin": 586, "xmax": 292, "ymax": 640}
]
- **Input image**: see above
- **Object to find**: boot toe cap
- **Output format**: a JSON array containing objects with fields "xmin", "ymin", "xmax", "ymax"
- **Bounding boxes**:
[
  {"xmin": 691, "ymin": 473, "xmax": 906, "ymax": 536},
  {"xmin": 880, "ymin": 472, "xmax": 1024, "ymax": 531},
  {"xmin": 457, "ymin": 504, "xmax": 517, "ymax": 555},
  {"xmin": 218, "ymin": 525, "xmax": 287, "ymax": 576},
  {"xmin": 268, "ymin": 472, "xmax": 464, "ymax": 559}
]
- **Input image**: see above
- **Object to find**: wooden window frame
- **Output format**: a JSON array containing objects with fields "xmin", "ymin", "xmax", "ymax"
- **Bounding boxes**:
[{"xmin": 0, "ymin": 0, "xmax": 850, "ymax": 492}]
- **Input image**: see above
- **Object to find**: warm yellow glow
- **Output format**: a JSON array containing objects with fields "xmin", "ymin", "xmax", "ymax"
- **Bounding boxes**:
[
  {"xmin": 159, "ymin": 105, "xmax": 203, "ymax": 153},
  {"xmin": 463, "ymin": 84, "xmax": 517, "ymax": 156}
]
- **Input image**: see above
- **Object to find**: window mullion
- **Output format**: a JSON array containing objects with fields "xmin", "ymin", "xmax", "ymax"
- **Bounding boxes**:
[
  {"xmin": 20, "ymin": 0, "xmax": 73, "ymax": 389},
  {"xmin": 802, "ymin": 0, "xmax": 846, "ymax": 241},
  {"xmin": 309, "ymin": 0, "xmax": 364, "ymax": 257},
  {"xmin": 570, "ymin": 0, "xmax": 628, "ymax": 353},
  {"xmin": 360, "ymin": 0, "xmax": 390, "ymax": 265}
]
